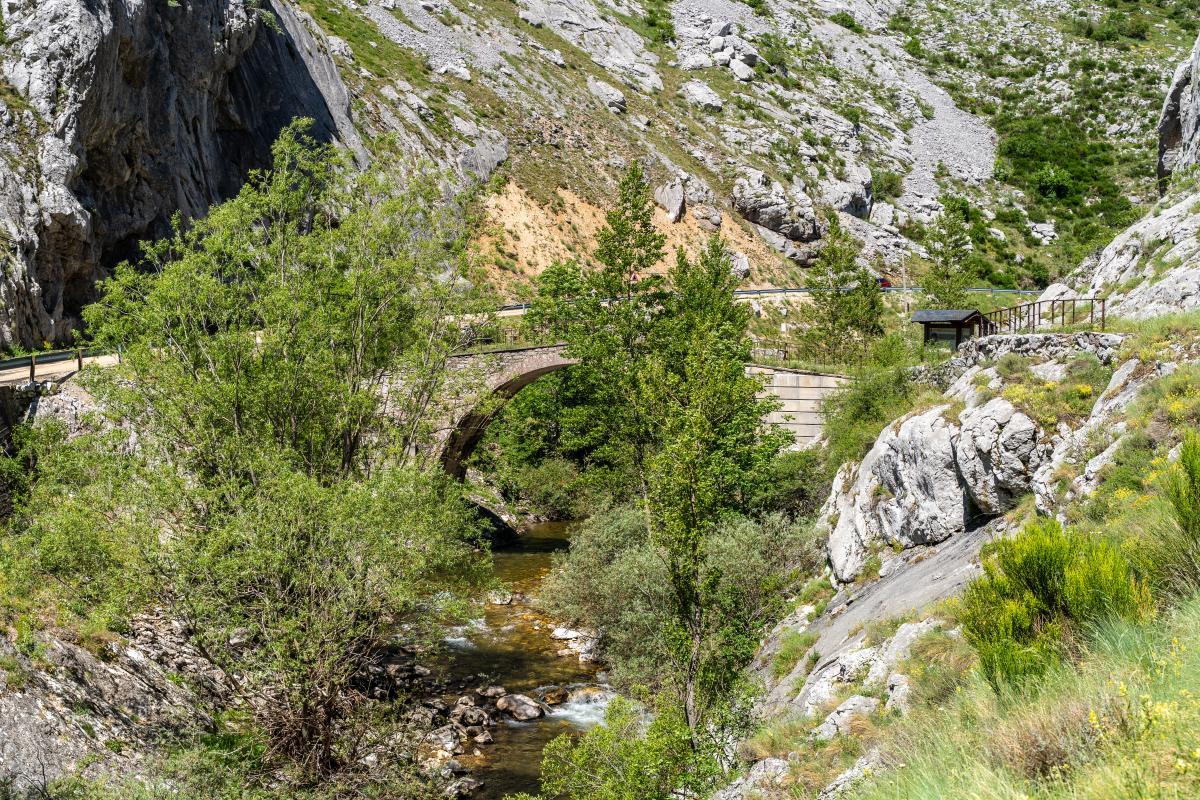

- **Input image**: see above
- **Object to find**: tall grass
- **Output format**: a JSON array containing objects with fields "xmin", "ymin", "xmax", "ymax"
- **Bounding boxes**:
[
  {"xmin": 855, "ymin": 595, "xmax": 1200, "ymax": 800},
  {"xmin": 1141, "ymin": 431, "xmax": 1200, "ymax": 599}
]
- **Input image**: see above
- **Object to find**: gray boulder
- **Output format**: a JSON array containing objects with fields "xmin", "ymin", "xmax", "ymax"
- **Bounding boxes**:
[
  {"xmin": 586, "ymin": 76, "xmax": 626, "ymax": 113},
  {"xmin": 729, "ymin": 251, "xmax": 751, "ymax": 280},
  {"xmin": 817, "ymin": 747, "xmax": 884, "ymax": 799},
  {"xmin": 729, "ymin": 58, "xmax": 755, "ymax": 81},
  {"xmin": 822, "ymin": 405, "xmax": 964, "ymax": 583},
  {"xmin": 710, "ymin": 758, "xmax": 790, "ymax": 800},
  {"xmin": 956, "ymin": 398, "xmax": 1049, "ymax": 515},
  {"xmin": 654, "ymin": 181, "xmax": 686, "ymax": 222},
  {"xmin": 680, "ymin": 79, "xmax": 724, "ymax": 112},
  {"xmin": 732, "ymin": 168, "xmax": 821, "ymax": 243},
  {"xmin": 495, "ymin": 693, "xmax": 544, "ymax": 720},
  {"xmin": 810, "ymin": 695, "xmax": 879, "ymax": 741}
]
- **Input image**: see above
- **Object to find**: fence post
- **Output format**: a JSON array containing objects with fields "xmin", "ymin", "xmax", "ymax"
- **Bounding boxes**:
[
  {"xmin": 76, "ymin": 348, "xmax": 83, "ymax": 371},
  {"xmin": 1101, "ymin": 299, "xmax": 1106, "ymax": 331},
  {"xmin": 28, "ymin": 353, "xmax": 35, "ymax": 383}
]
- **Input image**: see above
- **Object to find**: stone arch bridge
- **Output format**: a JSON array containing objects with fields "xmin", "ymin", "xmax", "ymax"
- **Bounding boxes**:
[
  {"xmin": 0, "ymin": 344, "xmax": 847, "ymax": 480},
  {"xmin": 436, "ymin": 344, "xmax": 847, "ymax": 479}
]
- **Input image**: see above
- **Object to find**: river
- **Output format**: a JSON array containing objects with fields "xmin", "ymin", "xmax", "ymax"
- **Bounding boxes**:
[{"xmin": 434, "ymin": 520, "xmax": 612, "ymax": 798}]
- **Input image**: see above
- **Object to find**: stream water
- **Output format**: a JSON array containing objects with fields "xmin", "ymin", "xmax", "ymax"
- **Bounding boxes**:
[{"xmin": 434, "ymin": 521, "xmax": 612, "ymax": 798}]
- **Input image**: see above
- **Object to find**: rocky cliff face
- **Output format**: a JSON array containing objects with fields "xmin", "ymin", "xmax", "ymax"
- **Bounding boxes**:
[
  {"xmin": 2, "ymin": 0, "xmax": 1193, "ymax": 347},
  {"xmin": 1159, "ymin": 29, "xmax": 1199, "ymax": 187},
  {"xmin": 0, "ymin": 0, "xmax": 362, "ymax": 349}
]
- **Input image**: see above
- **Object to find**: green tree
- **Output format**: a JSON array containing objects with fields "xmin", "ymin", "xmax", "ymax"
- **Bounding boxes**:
[
  {"xmin": 526, "ymin": 164, "xmax": 669, "ymax": 499},
  {"xmin": 70, "ymin": 120, "xmax": 491, "ymax": 779},
  {"xmin": 531, "ymin": 697, "xmax": 714, "ymax": 800},
  {"xmin": 801, "ymin": 216, "xmax": 883, "ymax": 359},
  {"xmin": 921, "ymin": 199, "xmax": 973, "ymax": 308}
]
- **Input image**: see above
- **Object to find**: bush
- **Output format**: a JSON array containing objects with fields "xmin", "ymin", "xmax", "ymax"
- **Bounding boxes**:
[
  {"xmin": 526, "ymin": 697, "xmax": 719, "ymax": 800},
  {"xmin": 1142, "ymin": 431, "xmax": 1200, "ymax": 599},
  {"xmin": 997, "ymin": 354, "xmax": 1111, "ymax": 429},
  {"xmin": 830, "ymin": 11, "xmax": 864, "ymax": 33},
  {"xmin": 822, "ymin": 358, "xmax": 942, "ymax": 469},
  {"xmin": 771, "ymin": 630, "xmax": 818, "ymax": 678},
  {"xmin": 961, "ymin": 518, "xmax": 1149, "ymax": 690},
  {"xmin": 873, "ymin": 170, "xmax": 904, "ymax": 202},
  {"xmin": 1031, "ymin": 163, "xmax": 1073, "ymax": 198},
  {"xmin": 543, "ymin": 508, "xmax": 820, "ymax": 695},
  {"xmin": 749, "ymin": 449, "xmax": 832, "ymax": 520}
]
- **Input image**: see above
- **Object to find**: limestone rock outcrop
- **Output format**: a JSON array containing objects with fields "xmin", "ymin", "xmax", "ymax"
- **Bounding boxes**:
[
  {"xmin": 732, "ymin": 168, "xmax": 823, "ymax": 246},
  {"xmin": 1158, "ymin": 31, "xmax": 1199, "ymax": 187},
  {"xmin": 956, "ymin": 398, "xmax": 1049, "ymax": 515},
  {"xmin": 822, "ymin": 405, "xmax": 964, "ymax": 583},
  {"xmin": 0, "ymin": 0, "xmax": 362, "ymax": 349}
]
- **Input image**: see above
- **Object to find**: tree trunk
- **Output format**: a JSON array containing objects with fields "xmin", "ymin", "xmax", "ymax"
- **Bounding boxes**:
[{"xmin": 683, "ymin": 608, "xmax": 703, "ymax": 749}]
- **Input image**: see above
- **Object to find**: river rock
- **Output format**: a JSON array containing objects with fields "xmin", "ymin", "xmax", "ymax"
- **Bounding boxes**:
[
  {"xmin": 446, "ymin": 777, "xmax": 485, "ymax": 796},
  {"xmin": 450, "ymin": 704, "xmax": 490, "ymax": 727},
  {"xmin": 427, "ymin": 724, "xmax": 465, "ymax": 754},
  {"xmin": 496, "ymin": 693, "xmax": 544, "ymax": 720},
  {"xmin": 539, "ymin": 685, "xmax": 569, "ymax": 705},
  {"xmin": 476, "ymin": 684, "xmax": 507, "ymax": 698}
]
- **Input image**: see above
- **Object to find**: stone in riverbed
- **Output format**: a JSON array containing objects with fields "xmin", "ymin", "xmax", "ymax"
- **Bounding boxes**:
[
  {"xmin": 539, "ymin": 685, "xmax": 569, "ymax": 705},
  {"xmin": 495, "ymin": 693, "xmax": 544, "ymax": 720},
  {"xmin": 476, "ymin": 684, "xmax": 507, "ymax": 698},
  {"xmin": 450, "ymin": 704, "xmax": 489, "ymax": 727},
  {"xmin": 446, "ymin": 777, "xmax": 485, "ymax": 796}
]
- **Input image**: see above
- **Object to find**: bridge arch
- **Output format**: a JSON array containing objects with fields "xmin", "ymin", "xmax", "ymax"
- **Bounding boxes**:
[
  {"xmin": 438, "ymin": 344, "xmax": 578, "ymax": 479},
  {"xmin": 434, "ymin": 346, "xmax": 848, "ymax": 480}
]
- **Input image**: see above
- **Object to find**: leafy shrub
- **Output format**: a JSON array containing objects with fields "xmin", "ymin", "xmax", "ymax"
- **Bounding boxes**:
[
  {"xmin": 545, "ymin": 507, "xmax": 820, "ymax": 695},
  {"xmin": 0, "ymin": 422, "xmax": 159, "ymax": 638},
  {"xmin": 822, "ymin": 339, "xmax": 943, "ymax": 469},
  {"xmin": 1031, "ymin": 163, "xmax": 1073, "ymax": 198},
  {"xmin": 994, "ymin": 352, "xmax": 1030, "ymax": 380},
  {"xmin": 528, "ymin": 697, "xmax": 719, "ymax": 800},
  {"xmin": 515, "ymin": 457, "xmax": 589, "ymax": 519},
  {"xmin": 830, "ymin": 11, "xmax": 863, "ymax": 33},
  {"xmin": 749, "ymin": 448, "xmax": 832, "ymax": 520},
  {"xmin": 873, "ymin": 170, "xmax": 904, "ymax": 202},
  {"xmin": 997, "ymin": 354, "xmax": 1110, "ymax": 429},
  {"xmin": 961, "ymin": 518, "xmax": 1149, "ymax": 690}
]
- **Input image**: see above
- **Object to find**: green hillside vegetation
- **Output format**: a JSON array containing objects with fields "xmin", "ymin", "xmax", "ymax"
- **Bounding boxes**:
[{"xmin": 894, "ymin": 0, "xmax": 1199, "ymax": 286}]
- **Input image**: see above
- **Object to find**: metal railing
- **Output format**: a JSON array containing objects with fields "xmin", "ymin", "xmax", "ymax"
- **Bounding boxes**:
[
  {"xmin": 0, "ymin": 347, "xmax": 108, "ymax": 384},
  {"xmin": 982, "ymin": 297, "xmax": 1106, "ymax": 335}
]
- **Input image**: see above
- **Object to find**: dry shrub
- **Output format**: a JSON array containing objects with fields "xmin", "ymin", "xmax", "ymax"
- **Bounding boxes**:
[
  {"xmin": 985, "ymin": 690, "xmax": 1131, "ymax": 781},
  {"xmin": 902, "ymin": 629, "xmax": 976, "ymax": 709}
]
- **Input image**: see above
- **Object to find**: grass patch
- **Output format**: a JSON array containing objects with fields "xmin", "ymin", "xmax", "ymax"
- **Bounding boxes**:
[{"xmin": 771, "ymin": 630, "xmax": 818, "ymax": 679}]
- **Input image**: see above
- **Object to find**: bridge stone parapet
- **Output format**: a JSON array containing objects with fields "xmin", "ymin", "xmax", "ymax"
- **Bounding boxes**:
[{"xmin": 436, "ymin": 344, "xmax": 578, "ymax": 479}]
